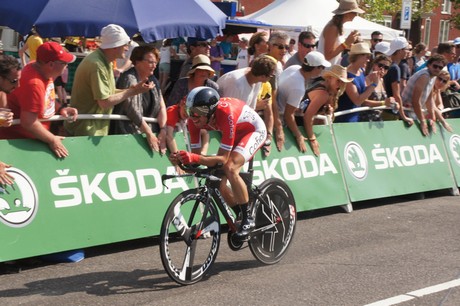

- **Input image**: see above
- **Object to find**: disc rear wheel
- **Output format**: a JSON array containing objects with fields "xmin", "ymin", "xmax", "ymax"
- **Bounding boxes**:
[{"xmin": 249, "ymin": 178, "xmax": 296, "ymax": 265}]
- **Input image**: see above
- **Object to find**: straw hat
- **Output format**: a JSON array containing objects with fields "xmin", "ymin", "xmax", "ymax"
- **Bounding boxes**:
[
  {"xmin": 188, "ymin": 54, "xmax": 215, "ymax": 77},
  {"xmin": 349, "ymin": 42, "xmax": 371, "ymax": 55},
  {"xmin": 332, "ymin": 0, "xmax": 365, "ymax": 15},
  {"xmin": 322, "ymin": 65, "xmax": 354, "ymax": 83}
]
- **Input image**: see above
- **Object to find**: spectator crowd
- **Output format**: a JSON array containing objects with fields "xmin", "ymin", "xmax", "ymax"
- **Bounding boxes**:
[{"xmin": 1, "ymin": 0, "xmax": 459, "ymax": 184}]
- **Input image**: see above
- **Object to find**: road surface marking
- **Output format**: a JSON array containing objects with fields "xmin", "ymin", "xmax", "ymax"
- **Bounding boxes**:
[{"xmin": 364, "ymin": 278, "xmax": 460, "ymax": 306}]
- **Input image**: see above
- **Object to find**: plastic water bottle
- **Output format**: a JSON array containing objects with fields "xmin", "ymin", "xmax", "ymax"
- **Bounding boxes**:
[
  {"xmin": 390, "ymin": 102, "xmax": 399, "ymax": 114},
  {"xmin": 299, "ymin": 98, "xmax": 310, "ymax": 112}
]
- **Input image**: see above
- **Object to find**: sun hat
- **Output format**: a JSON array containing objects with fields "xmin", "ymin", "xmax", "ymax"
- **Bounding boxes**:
[
  {"xmin": 322, "ymin": 65, "xmax": 354, "ymax": 83},
  {"xmin": 303, "ymin": 51, "xmax": 331, "ymax": 67},
  {"xmin": 453, "ymin": 37, "xmax": 460, "ymax": 45},
  {"xmin": 332, "ymin": 0, "xmax": 365, "ymax": 15},
  {"xmin": 386, "ymin": 37, "xmax": 408, "ymax": 56},
  {"xmin": 374, "ymin": 41, "xmax": 391, "ymax": 55},
  {"xmin": 99, "ymin": 24, "xmax": 130, "ymax": 49},
  {"xmin": 188, "ymin": 54, "xmax": 215, "ymax": 77},
  {"xmin": 36, "ymin": 42, "xmax": 76, "ymax": 63},
  {"xmin": 349, "ymin": 42, "xmax": 371, "ymax": 55}
]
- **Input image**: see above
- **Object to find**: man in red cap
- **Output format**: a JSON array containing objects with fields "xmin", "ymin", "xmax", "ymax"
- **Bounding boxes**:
[{"xmin": 0, "ymin": 41, "xmax": 78, "ymax": 158}]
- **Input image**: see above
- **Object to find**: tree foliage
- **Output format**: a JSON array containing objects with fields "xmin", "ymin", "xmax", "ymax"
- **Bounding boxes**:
[
  {"xmin": 356, "ymin": 0, "xmax": 439, "ymax": 23},
  {"xmin": 451, "ymin": 0, "xmax": 460, "ymax": 29}
]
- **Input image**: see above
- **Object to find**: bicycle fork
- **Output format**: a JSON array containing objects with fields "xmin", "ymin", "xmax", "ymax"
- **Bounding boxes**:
[{"xmin": 172, "ymin": 190, "xmax": 218, "ymax": 245}]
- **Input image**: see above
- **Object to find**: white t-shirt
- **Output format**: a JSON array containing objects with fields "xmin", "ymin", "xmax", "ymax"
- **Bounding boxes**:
[
  {"xmin": 236, "ymin": 48, "xmax": 249, "ymax": 69},
  {"xmin": 277, "ymin": 65, "xmax": 305, "ymax": 114},
  {"xmin": 217, "ymin": 68, "xmax": 262, "ymax": 109},
  {"xmin": 160, "ymin": 46, "xmax": 172, "ymax": 64}
]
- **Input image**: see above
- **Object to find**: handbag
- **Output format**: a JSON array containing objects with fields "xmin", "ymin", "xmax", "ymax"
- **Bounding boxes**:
[{"xmin": 441, "ymin": 89, "xmax": 460, "ymax": 109}]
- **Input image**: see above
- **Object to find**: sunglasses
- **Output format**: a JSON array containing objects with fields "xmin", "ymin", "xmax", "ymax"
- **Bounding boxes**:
[
  {"xmin": 437, "ymin": 76, "xmax": 449, "ymax": 84},
  {"xmin": 273, "ymin": 43, "xmax": 289, "ymax": 50},
  {"xmin": 377, "ymin": 63, "xmax": 390, "ymax": 70},
  {"xmin": 142, "ymin": 59, "xmax": 158, "ymax": 65},
  {"xmin": 300, "ymin": 41, "xmax": 317, "ymax": 49},
  {"xmin": 456, "ymin": 45, "xmax": 460, "ymax": 49},
  {"xmin": 1, "ymin": 76, "xmax": 18, "ymax": 84},
  {"xmin": 186, "ymin": 107, "xmax": 202, "ymax": 119},
  {"xmin": 372, "ymin": 38, "xmax": 383, "ymax": 43},
  {"xmin": 432, "ymin": 64, "xmax": 445, "ymax": 70}
]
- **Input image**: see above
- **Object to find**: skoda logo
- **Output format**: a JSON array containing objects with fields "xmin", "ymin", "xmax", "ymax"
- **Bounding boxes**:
[
  {"xmin": 344, "ymin": 141, "xmax": 368, "ymax": 181},
  {"xmin": 449, "ymin": 134, "xmax": 460, "ymax": 166},
  {"xmin": 0, "ymin": 168, "xmax": 39, "ymax": 228}
]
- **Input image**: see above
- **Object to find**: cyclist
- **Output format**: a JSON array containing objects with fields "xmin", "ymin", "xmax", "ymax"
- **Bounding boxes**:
[{"xmin": 171, "ymin": 86, "xmax": 267, "ymax": 238}]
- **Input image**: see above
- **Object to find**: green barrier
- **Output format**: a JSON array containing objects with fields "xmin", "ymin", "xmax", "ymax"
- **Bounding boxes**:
[
  {"xmin": 205, "ymin": 126, "xmax": 350, "ymax": 212},
  {"xmin": 0, "ymin": 134, "xmax": 193, "ymax": 262},
  {"xmin": 333, "ymin": 121, "xmax": 457, "ymax": 202},
  {"xmin": 0, "ymin": 124, "xmax": 351, "ymax": 262},
  {"xmin": 2, "ymin": 120, "xmax": 458, "ymax": 262},
  {"xmin": 441, "ymin": 118, "xmax": 460, "ymax": 188}
]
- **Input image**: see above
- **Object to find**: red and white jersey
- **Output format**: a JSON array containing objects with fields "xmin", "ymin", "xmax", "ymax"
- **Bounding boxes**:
[{"xmin": 187, "ymin": 97, "xmax": 266, "ymax": 152}]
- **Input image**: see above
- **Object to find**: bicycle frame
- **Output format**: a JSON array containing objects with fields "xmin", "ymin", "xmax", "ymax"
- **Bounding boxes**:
[
  {"xmin": 172, "ymin": 158, "xmax": 258, "ymax": 237},
  {"xmin": 194, "ymin": 159, "xmax": 281, "ymax": 237}
]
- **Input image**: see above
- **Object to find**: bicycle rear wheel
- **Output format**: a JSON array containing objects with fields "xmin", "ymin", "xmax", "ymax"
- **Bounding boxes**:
[
  {"xmin": 249, "ymin": 178, "xmax": 296, "ymax": 265},
  {"xmin": 159, "ymin": 189, "xmax": 221, "ymax": 285}
]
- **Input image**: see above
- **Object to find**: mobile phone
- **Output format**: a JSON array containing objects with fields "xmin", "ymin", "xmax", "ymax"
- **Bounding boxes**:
[{"xmin": 263, "ymin": 93, "xmax": 271, "ymax": 100}]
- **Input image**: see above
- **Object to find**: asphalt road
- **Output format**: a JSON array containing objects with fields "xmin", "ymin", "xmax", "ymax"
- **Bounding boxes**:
[{"xmin": 1, "ymin": 190, "xmax": 459, "ymax": 306}]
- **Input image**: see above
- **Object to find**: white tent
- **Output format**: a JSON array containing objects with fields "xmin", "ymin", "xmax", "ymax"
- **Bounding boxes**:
[{"xmin": 242, "ymin": 0, "xmax": 403, "ymax": 40}]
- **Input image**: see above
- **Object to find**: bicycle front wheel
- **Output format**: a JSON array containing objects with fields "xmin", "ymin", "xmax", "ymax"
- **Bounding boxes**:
[
  {"xmin": 159, "ymin": 189, "xmax": 221, "ymax": 285},
  {"xmin": 249, "ymin": 178, "xmax": 296, "ymax": 265}
]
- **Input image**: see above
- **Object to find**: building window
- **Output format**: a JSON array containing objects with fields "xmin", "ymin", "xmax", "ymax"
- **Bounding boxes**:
[
  {"xmin": 442, "ymin": 0, "xmax": 451, "ymax": 14},
  {"xmin": 424, "ymin": 19, "xmax": 431, "ymax": 47},
  {"xmin": 383, "ymin": 15, "xmax": 392, "ymax": 28},
  {"xmin": 439, "ymin": 20, "xmax": 450, "ymax": 43}
]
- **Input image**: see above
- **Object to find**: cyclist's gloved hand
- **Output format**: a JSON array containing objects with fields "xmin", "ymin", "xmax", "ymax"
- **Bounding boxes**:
[{"xmin": 178, "ymin": 150, "xmax": 200, "ymax": 165}]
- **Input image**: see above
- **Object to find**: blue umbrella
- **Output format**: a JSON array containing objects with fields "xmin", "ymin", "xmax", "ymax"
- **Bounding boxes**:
[{"xmin": 0, "ymin": 0, "xmax": 227, "ymax": 42}]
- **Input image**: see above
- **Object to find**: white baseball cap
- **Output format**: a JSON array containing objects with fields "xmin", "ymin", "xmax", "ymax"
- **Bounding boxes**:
[
  {"xmin": 100, "ymin": 24, "xmax": 131, "ymax": 49},
  {"xmin": 386, "ymin": 37, "xmax": 408, "ymax": 56},
  {"xmin": 304, "ymin": 51, "xmax": 331, "ymax": 67},
  {"xmin": 374, "ymin": 42, "xmax": 390, "ymax": 55}
]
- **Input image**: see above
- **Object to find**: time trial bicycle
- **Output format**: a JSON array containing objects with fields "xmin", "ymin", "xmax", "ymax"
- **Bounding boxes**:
[{"xmin": 159, "ymin": 159, "xmax": 297, "ymax": 285}]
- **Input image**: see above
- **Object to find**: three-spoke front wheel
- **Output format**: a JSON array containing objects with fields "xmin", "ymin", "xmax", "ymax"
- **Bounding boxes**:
[{"xmin": 159, "ymin": 189, "xmax": 221, "ymax": 285}]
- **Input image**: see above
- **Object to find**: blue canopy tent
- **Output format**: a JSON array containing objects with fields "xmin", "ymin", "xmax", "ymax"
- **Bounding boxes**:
[{"xmin": 0, "ymin": 0, "xmax": 227, "ymax": 41}]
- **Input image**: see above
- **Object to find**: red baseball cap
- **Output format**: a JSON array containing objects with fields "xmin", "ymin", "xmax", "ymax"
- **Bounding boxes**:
[{"xmin": 37, "ymin": 42, "xmax": 76, "ymax": 63}]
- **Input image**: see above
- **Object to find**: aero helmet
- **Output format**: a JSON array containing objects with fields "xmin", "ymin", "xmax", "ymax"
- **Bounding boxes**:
[{"xmin": 185, "ymin": 86, "xmax": 220, "ymax": 118}]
